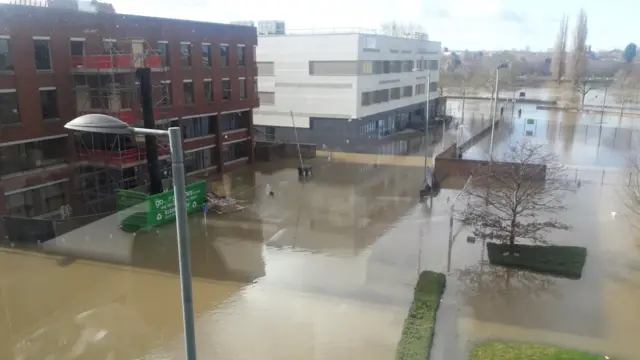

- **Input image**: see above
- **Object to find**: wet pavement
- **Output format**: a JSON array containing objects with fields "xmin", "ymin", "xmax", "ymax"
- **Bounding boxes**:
[{"xmin": 2, "ymin": 98, "xmax": 640, "ymax": 359}]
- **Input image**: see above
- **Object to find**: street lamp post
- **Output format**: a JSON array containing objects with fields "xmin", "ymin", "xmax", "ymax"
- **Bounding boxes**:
[
  {"xmin": 65, "ymin": 114, "xmax": 198, "ymax": 360},
  {"xmin": 414, "ymin": 67, "xmax": 431, "ymax": 185},
  {"xmin": 489, "ymin": 63, "xmax": 509, "ymax": 161}
]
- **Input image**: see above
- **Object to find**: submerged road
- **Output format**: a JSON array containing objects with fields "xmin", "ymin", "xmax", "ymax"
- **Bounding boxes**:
[{"xmin": 1, "ymin": 104, "xmax": 640, "ymax": 359}]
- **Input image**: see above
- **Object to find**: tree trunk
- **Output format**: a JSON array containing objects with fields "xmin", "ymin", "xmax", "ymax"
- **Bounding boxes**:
[
  {"xmin": 509, "ymin": 216, "xmax": 517, "ymax": 254},
  {"xmin": 581, "ymin": 93, "xmax": 586, "ymax": 110}
]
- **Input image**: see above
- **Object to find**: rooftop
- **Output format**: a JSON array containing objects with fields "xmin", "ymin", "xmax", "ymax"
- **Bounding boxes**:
[{"xmin": 261, "ymin": 27, "xmax": 430, "ymax": 41}]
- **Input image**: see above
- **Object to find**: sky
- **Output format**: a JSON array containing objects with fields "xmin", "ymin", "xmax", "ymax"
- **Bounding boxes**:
[{"xmin": 3, "ymin": 0, "xmax": 637, "ymax": 51}]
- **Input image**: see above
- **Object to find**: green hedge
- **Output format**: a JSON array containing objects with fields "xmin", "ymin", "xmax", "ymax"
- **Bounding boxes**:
[
  {"xmin": 487, "ymin": 243, "xmax": 587, "ymax": 279},
  {"xmin": 471, "ymin": 342, "xmax": 607, "ymax": 359},
  {"xmin": 395, "ymin": 271, "xmax": 446, "ymax": 360}
]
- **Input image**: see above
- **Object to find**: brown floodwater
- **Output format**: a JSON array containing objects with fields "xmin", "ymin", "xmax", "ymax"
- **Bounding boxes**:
[{"xmin": 2, "ymin": 123, "xmax": 640, "ymax": 359}]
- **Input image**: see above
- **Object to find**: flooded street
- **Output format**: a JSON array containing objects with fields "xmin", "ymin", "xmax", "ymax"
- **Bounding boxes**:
[{"xmin": 3, "ymin": 98, "xmax": 640, "ymax": 359}]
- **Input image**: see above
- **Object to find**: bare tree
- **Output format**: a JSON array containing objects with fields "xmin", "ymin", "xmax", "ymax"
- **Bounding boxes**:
[
  {"xmin": 574, "ymin": 78, "xmax": 594, "ymax": 109},
  {"xmin": 614, "ymin": 64, "xmax": 640, "ymax": 103},
  {"xmin": 568, "ymin": 9, "xmax": 589, "ymax": 84},
  {"xmin": 379, "ymin": 21, "xmax": 426, "ymax": 38},
  {"xmin": 551, "ymin": 14, "xmax": 569, "ymax": 84},
  {"xmin": 459, "ymin": 141, "xmax": 573, "ymax": 250},
  {"xmin": 624, "ymin": 154, "xmax": 640, "ymax": 226}
]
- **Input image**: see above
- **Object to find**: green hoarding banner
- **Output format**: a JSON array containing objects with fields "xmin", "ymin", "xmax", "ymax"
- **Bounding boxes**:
[{"xmin": 147, "ymin": 181, "xmax": 207, "ymax": 227}]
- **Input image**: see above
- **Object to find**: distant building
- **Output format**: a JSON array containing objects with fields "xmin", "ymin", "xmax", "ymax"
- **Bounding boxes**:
[{"xmin": 254, "ymin": 30, "xmax": 444, "ymax": 151}]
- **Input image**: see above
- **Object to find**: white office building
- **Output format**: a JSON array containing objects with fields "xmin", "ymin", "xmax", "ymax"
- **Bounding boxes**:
[{"xmin": 254, "ymin": 30, "xmax": 444, "ymax": 150}]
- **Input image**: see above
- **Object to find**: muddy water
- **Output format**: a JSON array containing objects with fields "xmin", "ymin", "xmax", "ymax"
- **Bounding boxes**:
[
  {"xmin": 429, "ymin": 182, "xmax": 640, "ymax": 360},
  {"xmin": 0, "ymin": 160, "xmax": 430, "ymax": 360},
  {"xmin": 3, "ymin": 125, "xmax": 640, "ymax": 359}
]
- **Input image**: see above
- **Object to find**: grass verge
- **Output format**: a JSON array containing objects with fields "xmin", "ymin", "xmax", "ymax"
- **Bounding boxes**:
[
  {"xmin": 487, "ymin": 243, "xmax": 587, "ymax": 279},
  {"xmin": 395, "ymin": 271, "xmax": 446, "ymax": 360},
  {"xmin": 471, "ymin": 342, "xmax": 607, "ymax": 359}
]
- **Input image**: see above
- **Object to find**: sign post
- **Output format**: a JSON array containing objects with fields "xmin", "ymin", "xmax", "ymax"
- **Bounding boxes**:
[{"xmin": 203, "ymin": 202, "xmax": 208, "ymax": 225}]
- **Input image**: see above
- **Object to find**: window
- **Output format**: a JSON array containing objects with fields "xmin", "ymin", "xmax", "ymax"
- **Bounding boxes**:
[
  {"xmin": 33, "ymin": 38, "xmax": 52, "ymax": 71},
  {"xmin": 382, "ymin": 61, "xmax": 391, "ymax": 74},
  {"xmin": 402, "ymin": 86, "xmax": 413, "ymax": 97},
  {"xmin": 204, "ymin": 80, "xmax": 213, "ymax": 103},
  {"xmin": 265, "ymin": 127, "xmax": 275, "ymax": 141},
  {"xmin": 415, "ymin": 84, "xmax": 426, "ymax": 95},
  {"xmin": 0, "ymin": 137, "xmax": 67, "ymax": 177},
  {"xmin": 0, "ymin": 91, "xmax": 19, "ymax": 125},
  {"xmin": 239, "ymin": 78, "xmax": 247, "ymax": 100},
  {"xmin": 183, "ymin": 81, "xmax": 194, "ymax": 105},
  {"xmin": 429, "ymin": 82, "xmax": 438, "ymax": 92},
  {"xmin": 361, "ymin": 92, "xmax": 371, "ymax": 106},
  {"xmin": 309, "ymin": 61, "xmax": 358, "ymax": 75},
  {"xmin": 102, "ymin": 39, "xmax": 118, "ymax": 54},
  {"xmin": 222, "ymin": 141, "xmax": 248, "ymax": 163},
  {"xmin": 6, "ymin": 181, "xmax": 66, "ymax": 218},
  {"xmin": 257, "ymin": 61, "xmax": 274, "ymax": 76},
  {"xmin": 182, "ymin": 116, "xmax": 214, "ymax": 139},
  {"xmin": 220, "ymin": 44, "xmax": 229, "ymax": 66},
  {"xmin": 202, "ymin": 44, "xmax": 212, "ymax": 67},
  {"xmin": 372, "ymin": 89, "xmax": 390, "ymax": 103},
  {"xmin": 390, "ymin": 87, "xmax": 401, "ymax": 100},
  {"xmin": 161, "ymin": 82, "xmax": 172, "ymax": 106},
  {"xmin": 259, "ymin": 91, "xmax": 275, "ymax": 105},
  {"xmin": 391, "ymin": 61, "xmax": 402, "ymax": 73},
  {"xmin": 237, "ymin": 45, "xmax": 246, "ymax": 66},
  {"xmin": 363, "ymin": 37, "xmax": 377, "ymax": 49},
  {"xmin": 0, "ymin": 37, "xmax": 11, "ymax": 71},
  {"xmin": 220, "ymin": 112, "xmax": 248, "ymax": 132},
  {"xmin": 402, "ymin": 60, "xmax": 413, "ymax": 72},
  {"xmin": 40, "ymin": 89, "xmax": 58, "ymax": 120},
  {"xmin": 361, "ymin": 61, "xmax": 373, "ymax": 75},
  {"xmin": 221, "ymin": 79, "xmax": 231, "ymax": 101},
  {"xmin": 70, "ymin": 40, "xmax": 85, "ymax": 57},
  {"xmin": 158, "ymin": 42, "xmax": 170, "ymax": 66},
  {"xmin": 429, "ymin": 60, "xmax": 439, "ymax": 70},
  {"xmin": 180, "ymin": 42, "xmax": 192, "ymax": 67},
  {"xmin": 372, "ymin": 61, "xmax": 383, "ymax": 74},
  {"xmin": 185, "ymin": 148, "xmax": 215, "ymax": 174}
]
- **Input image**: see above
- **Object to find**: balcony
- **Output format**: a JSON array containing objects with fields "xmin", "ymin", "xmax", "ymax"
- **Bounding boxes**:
[
  {"xmin": 77, "ymin": 146, "xmax": 170, "ymax": 168},
  {"xmin": 71, "ymin": 54, "xmax": 164, "ymax": 73},
  {"xmin": 76, "ymin": 107, "xmax": 175, "ymax": 126}
]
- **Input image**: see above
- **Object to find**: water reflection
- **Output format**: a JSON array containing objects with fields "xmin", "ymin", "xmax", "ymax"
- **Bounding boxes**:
[{"xmin": 1, "ymin": 157, "xmax": 432, "ymax": 360}]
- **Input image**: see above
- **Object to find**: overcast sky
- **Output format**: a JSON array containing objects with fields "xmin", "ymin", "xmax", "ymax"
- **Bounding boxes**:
[{"xmin": 3, "ymin": 0, "xmax": 635, "ymax": 51}]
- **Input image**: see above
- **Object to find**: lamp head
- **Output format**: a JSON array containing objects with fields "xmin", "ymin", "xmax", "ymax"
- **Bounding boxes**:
[{"xmin": 64, "ymin": 114, "xmax": 132, "ymax": 134}]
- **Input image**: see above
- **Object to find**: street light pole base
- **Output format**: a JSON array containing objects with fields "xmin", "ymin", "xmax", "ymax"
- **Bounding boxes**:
[{"xmin": 298, "ymin": 165, "xmax": 312, "ymax": 179}]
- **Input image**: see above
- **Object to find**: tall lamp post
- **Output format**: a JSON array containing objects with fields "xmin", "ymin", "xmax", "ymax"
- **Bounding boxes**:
[
  {"xmin": 489, "ymin": 62, "xmax": 509, "ymax": 161},
  {"xmin": 65, "ymin": 114, "xmax": 198, "ymax": 360},
  {"xmin": 413, "ymin": 66, "xmax": 431, "ymax": 185}
]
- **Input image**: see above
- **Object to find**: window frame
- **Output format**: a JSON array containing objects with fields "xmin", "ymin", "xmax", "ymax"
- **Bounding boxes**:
[
  {"xmin": 221, "ymin": 78, "xmax": 231, "ymax": 101},
  {"xmin": 33, "ymin": 37, "xmax": 52, "ymax": 72},
  {"xmin": 237, "ymin": 44, "xmax": 246, "ymax": 67},
  {"xmin": 39, "ymin": 87, "xmax": 59, "ymax": 120},
  {"xmin": 182, "ymin": 80, "xmax": 195, "ymax": 105},
  {"xmin": 220, "ymin": 44, "xmax": 229, "ymax": 67},
  {"xmin": 180, "ymin": 42, "xmax": 192, "ymax": 68},
  {"xmin": 0, "ymin": 89, "xmax": 20, "ymax": 125}
]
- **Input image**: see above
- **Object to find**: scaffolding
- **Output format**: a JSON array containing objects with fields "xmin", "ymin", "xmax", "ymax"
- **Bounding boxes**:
[{"xmin": 71, "ymin": 37, "xmax": 174, "ymax": 215}]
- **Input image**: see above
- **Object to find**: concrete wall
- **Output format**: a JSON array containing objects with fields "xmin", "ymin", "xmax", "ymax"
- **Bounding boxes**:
[
  {"xmin": 255, "ymin": 34, "xmax": 360, "ymax": 128},
  {"xmin": 435, "ymin": 120, "xmax": 547, "ymax": 182},
  {"xmin": 254, "ymin": 141, "xmax": 316, "ymax": 162}
]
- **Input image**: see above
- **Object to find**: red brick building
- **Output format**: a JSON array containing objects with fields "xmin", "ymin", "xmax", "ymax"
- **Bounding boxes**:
[{"xmin": 0, "ymin": 3, "xmax": 258, "ymax": 218}]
